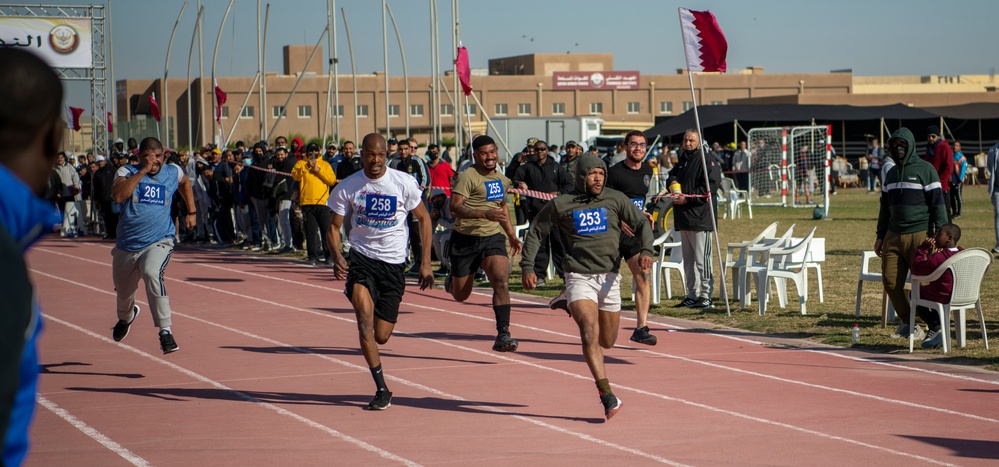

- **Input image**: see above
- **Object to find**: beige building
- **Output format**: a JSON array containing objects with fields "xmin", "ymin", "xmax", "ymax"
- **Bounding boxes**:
[{"xmin": 114, "ymin": 48, "xmax": 999, "ymax": 150}]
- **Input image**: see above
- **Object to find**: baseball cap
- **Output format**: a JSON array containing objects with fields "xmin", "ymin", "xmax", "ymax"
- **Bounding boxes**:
[
  {"xmin": 429, "ymin": 188, "xmax": 447, "ymax": 199},
  {"xmin": 95, "ymin": 155, "xmax": 106, "ymax": 162},
  {"xmin": 211, "ymin": 148, "xmax": 222, "ymax": 155},
  {"xmin": 526, "ymin": 137, "xmax": 539, "ymax": 146},
  {"xmin": 306, "ymin": 142, "xmax": 320, "ymax": 152},
  {"xmin": 565, "ymin": 140, "xmax": 578, "ymax": 148},
  {"xmin": 388, "ymin": 137, "xmax": 398, "ymax": 144}
]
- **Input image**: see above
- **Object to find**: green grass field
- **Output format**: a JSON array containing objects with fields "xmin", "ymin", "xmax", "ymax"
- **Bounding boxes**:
[{"xmin": 507, "ymin": 185, "xmax": 999, "ymax": 371}]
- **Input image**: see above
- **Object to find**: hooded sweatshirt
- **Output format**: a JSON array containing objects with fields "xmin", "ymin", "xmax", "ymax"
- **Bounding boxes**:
[
  {"xmin": 876, "ymin": 127, "xmax": 948, "ymax": 239},
  {"xmin": 520, "ymin": 153, "xmax": 654, "ymax": 275}
]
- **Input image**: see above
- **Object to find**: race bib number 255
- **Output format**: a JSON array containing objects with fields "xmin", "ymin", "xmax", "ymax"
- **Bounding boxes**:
[
  {"xmin": 484, "ymin": 179, "xmax": 505, "ymax": 201},
  {"xmin": 573, "ymin": 207, "xmax": 608, "ymax": 235}
]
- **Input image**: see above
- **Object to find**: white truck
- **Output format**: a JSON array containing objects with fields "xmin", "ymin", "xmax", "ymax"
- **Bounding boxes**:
[{"xmin": 486, "ymin": 116, "xmax": 603, "ymax": 163}]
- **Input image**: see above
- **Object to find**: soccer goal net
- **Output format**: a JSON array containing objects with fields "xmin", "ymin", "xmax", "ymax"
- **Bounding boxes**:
[{"xmin": 746, "ymin": 125, "xmax": 831, "ymax": 216}]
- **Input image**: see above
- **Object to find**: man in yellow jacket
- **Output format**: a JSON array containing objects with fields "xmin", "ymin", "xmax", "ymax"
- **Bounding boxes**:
[{"xmin": 292, "ymin": 143, "xmax": 338, "ymax": 265}]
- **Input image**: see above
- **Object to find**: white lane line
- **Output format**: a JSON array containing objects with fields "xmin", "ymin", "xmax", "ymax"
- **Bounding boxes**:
[
  {"xmin": 33, "ymin": 272, "xmax": 420, "ymax": 467},
  {"xmin": 35, "ymin": 248, "xmax": 981, "ymax": 464},
  {"xmin": 34, "ymin": 268, "xmax": 686, "ymax": 466},
  {"xmin": 36, "ymin": 395, "xmax": 152, "ymax": 467}
]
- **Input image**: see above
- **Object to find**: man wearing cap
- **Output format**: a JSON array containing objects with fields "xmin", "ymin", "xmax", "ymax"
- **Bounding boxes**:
[
  {"xmin": 323, "ymin": 143, "xmax": 342, "ymax": 171},
  {"xmin": 560, "ymin": 141, "xmax": 582, "ymax": 177},
  {"xmin": 92, "ymin": 154, "xmax": 119, "ymax": 239},
  {"xmin": 111, "ymin": 138, "xmax": 126, "ymax": 159},
  {"xmin": 924, "ymin": 125, "xmax": 954, "ymax": 221},
  {"xmin": 386, "ymin": 138, "xmax": 400, "ymax": 164},
  {"xmin": 293, "ymin": 143, "xmax": 337, "ymax": 265},
  {"xmin": 428, "ymin": 187, "xmax": 455, "ymax": 276},
  {"xmin": 447, "ymin": 135, "xmax": 523, "ymax": 352},
  {"xmin": 513, "ymin": 139, "xmax": 573, "ymax": 285}
]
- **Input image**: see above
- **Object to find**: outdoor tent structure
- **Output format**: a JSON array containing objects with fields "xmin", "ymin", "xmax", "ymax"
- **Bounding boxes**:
[{"xmin": 645, "ymin": 103, "xmax": 999, "ymax": 162}]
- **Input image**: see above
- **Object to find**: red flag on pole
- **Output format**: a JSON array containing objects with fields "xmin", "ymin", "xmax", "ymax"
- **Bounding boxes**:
[
  {"xmin": 68, "ymin": 106, "xmax": 84, "ymax": 131},
  {"xmin": 149, "ymin": 92, "xmax": 161, "ymax": 122},
  {"xmin": 456, "ymin": 46, "xmax": 472, "ymax": 96},
  {"xmin": 107, "ymin": 112, "xmax": 113, "ymax": 133},
  {"xmin": 214, "ymin": 80, "xmax": 227, "ymax": 124},
  {"xmin": 679, "ymin": 8, "xmax": 728, "ymax": 72}
]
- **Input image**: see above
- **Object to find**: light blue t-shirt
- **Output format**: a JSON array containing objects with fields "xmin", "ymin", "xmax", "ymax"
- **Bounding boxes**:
[{"xmin": 116, "ymin": 163, "xmax": 185, "ymax": 252}]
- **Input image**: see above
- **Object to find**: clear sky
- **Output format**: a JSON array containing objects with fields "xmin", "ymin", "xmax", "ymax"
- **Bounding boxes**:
[{"xmin": 37, "ymin": 0, "xmax": 999, "ymax": 111}]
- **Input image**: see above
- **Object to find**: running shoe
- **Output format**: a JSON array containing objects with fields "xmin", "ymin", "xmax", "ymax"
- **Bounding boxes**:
[
  {"xmin": 111, "ymin": 305, "xmax": 140, "ymax": 342},
  {"xmin": 443, "ymin": 273, "xmax": 453, "ymax": 294},
  {"xmin": 673, "ymin": 297, "xmax": 698, "ymax": 308},
  {"xmin": 434, "ymin": 266, "xmax": 450, "ymax": 277},
  {"xmin": 891, "ymin": 323, "xmax": 926, "ymax": 340},
  {"xmin": 921, "ymin": 328, "xmax": 943, "ymax": 349},
  {"xmin": 492, "ymin": 331, "xmax": 519, "ymax": 352},
  {"xmin": 367, "ymin": 389, "xmax": 392, "ymax": 410},
  {"xmin": 159, "ymin": 329, "xmax": 180, "ymax": 354},
  {"xmin": 689, "ymin": 297, "xmax": 714, "ymax": 309},
  {"xmin": 548, "ymin": 290, "xmax": 569, "ymax": 315},
  {"xmin": 630, "ymin": 326, "xmax": 657, "ymax": 346},
  {"xmin": 600, "ymin": 392, "xmax": 622, "ymax": 420}
]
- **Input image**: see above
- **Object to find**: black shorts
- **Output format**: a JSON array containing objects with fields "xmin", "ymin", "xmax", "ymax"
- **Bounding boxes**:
[
  {"xmin": 618, "ymin": 233, "xmax": 643, "ymax": 262},
  {"xmin": 344, "ymin": 252, "xmax": 406, "ymax": 324},
  {"xmin": 448, "ymin": 231, "xmax": 507, "ymax": 278}
]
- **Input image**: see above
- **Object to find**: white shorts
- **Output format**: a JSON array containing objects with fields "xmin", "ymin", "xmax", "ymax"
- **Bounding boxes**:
[{"xmin": 565, "ymin": 272, "xmax": 622, "ymax": 312}]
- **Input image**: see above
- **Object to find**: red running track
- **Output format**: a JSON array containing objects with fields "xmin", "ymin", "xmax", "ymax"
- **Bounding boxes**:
[{"xmin": 25, "ymin": 238, "xmax": 999, "ymax": 466}]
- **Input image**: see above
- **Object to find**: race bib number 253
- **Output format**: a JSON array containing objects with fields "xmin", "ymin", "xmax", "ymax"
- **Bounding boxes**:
[{"xmin": 573, "ymin": 207, "xmax": 608, "ymax": 235}]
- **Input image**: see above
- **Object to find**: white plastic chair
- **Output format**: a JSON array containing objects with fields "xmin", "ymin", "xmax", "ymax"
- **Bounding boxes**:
[
  {"xmin": 515, "ymin": 222, "xmax": 555, "ymax": 281},
  {"xmin": 654, "ymin": 229, "xmax": 685, "ymax": 303},
  {"xmin": 720, "ymin": 177, "xmax": 752, "ymax": 219},
  {"xmin": 856, "ymin": 251, "xmax": 895, "ymax": 327},
  {"xmin": 740, "ymin": 224, "xmax": 796, "ymax": 308},
  {"xmin": 908, "ymin": 248, "xmax": 992, "ymax": 353},
  {"xmin": 514, "ymin": 222, "xmax": 530, "ymax": 240},
  {"xmin": 724, "ymin": 222, "xmax": 779, "ymax": 299},
  {"xmin": 757, "ymin": 227, "xmax": 817, "ymax": 315}
]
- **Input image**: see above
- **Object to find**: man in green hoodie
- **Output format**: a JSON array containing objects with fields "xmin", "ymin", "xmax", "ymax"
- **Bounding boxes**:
[
  {"xmin": 521, "ymin": 153, "xmax": 654, "ymax": 421},
  {"xmin": 875, "ymin": 127, "xmax": 949, "ymax": 339}
]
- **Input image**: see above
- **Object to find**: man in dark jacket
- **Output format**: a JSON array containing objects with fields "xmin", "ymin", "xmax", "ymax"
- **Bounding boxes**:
[
  {"xmin": 924, "ymin": 125, "xmax": 954, "ymax": 222},
  {"xmin": 513, "ymin": 140, "xmax": 573, "ymax": 283},
  {"xmin": 247, "ymin": 142, "xmax": 274, "ymax": 250},
  {"xmin": 92, "ymin": 155, "xmax": 118, "ymax": 239},
  {"xmin": 521, "ymin": 152, "xmax": 653, "ymax": 421},
  {"xmin": 669, "ymin": 129, "xmax": 722, "ymax": 309},
  {"xmin": 875, "ymin": 127, "xmax": 949, "ymax": 339}
]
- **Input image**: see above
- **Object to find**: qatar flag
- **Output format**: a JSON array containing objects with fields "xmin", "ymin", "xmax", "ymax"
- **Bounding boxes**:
[
  {"xmin": 214, "ymin": 80, "xmax": 227, "ymax": 124},
  {"xmin": 456, "ymin": 46, "xmax": 472, "ymax": 96},
  {"xmin": 679, "ymin": 8, "xmax": 728, "ymax": 73},
  {"xmin": 149, "ymin": 92, "xmax": 161, "ymax": 122},
  {"xmin": 67, "ymin": 106, "xmax": 84, "ymax": 131}
]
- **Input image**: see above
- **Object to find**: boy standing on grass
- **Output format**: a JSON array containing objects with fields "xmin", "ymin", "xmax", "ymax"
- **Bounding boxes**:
[{"xmin": 910, "ymin": 223, "xmax": 963, "ymax": 349}]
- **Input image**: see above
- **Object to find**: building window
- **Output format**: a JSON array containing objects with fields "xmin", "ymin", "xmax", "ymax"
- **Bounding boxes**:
[
  {"xmin": 410, "ymin": 104, "xmax": 424, "ymax": 117},
  {"xmin": 683, "ymin": 101, "xmax": 694, "ymax": 112},
  {"xmin": 659, "ymin": 101, "xmax": 673, "ymax": 114},
  {"xmin": 240, "ymin": 106, "xmax": 254, "ymax": 118},
  {"xmin": 441, "ymin": 104, "xmax": 453, "ymax": 116},
  {"xmin": 517, "ymin": 103, "xmax": 531, "ymax": 115},
  {"xmin": 552, "ymin": 102, "xmax": 565, "ymax": 115},
  {"xmin": 220, "ymin": 106, "xmax": 229, "ymax": 119},
  {"xmin": 494, "ymin": 103, "xmax": 508, "ymax": 116},
  {"xmin": 298, "ymin": 105, "xmax": 312, "ymax": 118},
  {"xmin": 355, "ymin": 105, "xmax": 367, "ymax": 117},
  {"xmin": 589, "ymin": 102, "xmax": 603, "ymax": 115},
  {"xmin": 272, "ymin": 105, "xmax": 286, "ymax": 118},
  {"xmin": 465, "ymin": 104, "xmax": 476, "ymax": 116},
  {"xmin": 388, "ymin": 105, "xmax": 400, "ymax": 117},
  {"xmin": 627, "ymin": 102, "xmax": 640, "ymax": 114},
  {"xmin": 710, "ymin": 100, "xmax": 723, "ymax": 106}
]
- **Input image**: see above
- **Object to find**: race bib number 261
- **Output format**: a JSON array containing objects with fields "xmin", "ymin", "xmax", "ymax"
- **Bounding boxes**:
[
  {"xmin": 137, "ymin": 183, "xmax": 166, "ymax": 205},
  {"xmin": 573, "ymin": 207, "xmax": 608, "ymax": 235}
]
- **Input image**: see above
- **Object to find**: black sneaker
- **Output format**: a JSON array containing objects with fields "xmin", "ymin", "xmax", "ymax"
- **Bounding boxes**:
[
  {"xmin": 549, "ymin": 290, "xmax": 569, "ymax": 315},
  {"xmin": 630, "ymin": 326, "xmax": 657, "ymax": 346},
  {"xmin": 308, "ymin": 257, "xmax": 318, "ymax": 266},
  {"xmin": 492, "ymin": 331, "xmax": 519, "ymax": 352},
  {"xmin": 367, "ymin": 389, "xmax": 392, "ymax": 410},
  {"xmin": 674, "ymin": 297, "xmax": 698, "ymax": 308},
  {"xmin": 443, "ymin": 273, "xmax": 453, "ymax": 294},
  {"xmin": 159, "ymin": 330, "xmax": 180, "ymax": 354},
  {"xmin": 689, "ymin": 297, "xmax": 714, "ymax": 309},
  {"xmin": 434, "ymin": 266, "xmax": 449, "ymax": 277},
  {"xmin": 600, "ymin": 392, "xmax": 622, "ymax": 420},
  {"xmin": 111, "ymin": 305, "xmax": 140, "ymax": 342}
]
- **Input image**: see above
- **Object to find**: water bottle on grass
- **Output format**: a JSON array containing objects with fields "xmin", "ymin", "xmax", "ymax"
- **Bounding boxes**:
[{"xmin": 851, "ymin": 323, "xmax": 861, "ymax": 344}]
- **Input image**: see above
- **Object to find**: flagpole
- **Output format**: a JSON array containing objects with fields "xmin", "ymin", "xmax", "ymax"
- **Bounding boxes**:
[
  {"xmin": 677, "ymin": 7, "xmax": 731, "ymax": 316},
  {"xmin": 211, "ymin": 0, "xmax": 236, "ymax": 146},
  {"xmin": 341, "ymin": 7, "xmax": 359, "ymax": 143},
  {"xmin": 386, "ymin": 4, "xmax": 409, "ymax": 137},
  {"xmin": 186, "ymin": 6, "xmax": 203, "ymax": 149},
  {"xmin": 163, "ymin": 2, "xmax": 188, "ymax": 149}
]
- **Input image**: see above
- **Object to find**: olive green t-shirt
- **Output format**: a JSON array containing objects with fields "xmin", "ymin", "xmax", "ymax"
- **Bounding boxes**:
[{"xmin": 452, "ymin": 167, "xmax": 511, "ymax": 236}]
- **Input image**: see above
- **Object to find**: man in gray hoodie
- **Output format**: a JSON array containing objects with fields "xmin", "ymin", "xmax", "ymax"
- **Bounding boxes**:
[{"xmin": 521, "ymin": 153, "xmax": 654, "ymax": 421}]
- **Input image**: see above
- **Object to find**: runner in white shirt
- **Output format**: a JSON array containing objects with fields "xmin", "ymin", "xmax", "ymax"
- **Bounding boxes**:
[{"xmin": 327, "ymin": 133, "xmax": 433, "ymax": 411}]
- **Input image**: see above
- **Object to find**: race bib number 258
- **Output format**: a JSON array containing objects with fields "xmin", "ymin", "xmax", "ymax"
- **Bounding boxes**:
[
  {"xmin": 573, "ymin": 207, "xmax": 608, "ymax": 235},
  {"xmin": 365, "ymin": 194, "xmax": 397, "ymax": 219}
]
